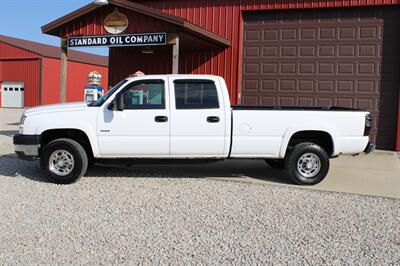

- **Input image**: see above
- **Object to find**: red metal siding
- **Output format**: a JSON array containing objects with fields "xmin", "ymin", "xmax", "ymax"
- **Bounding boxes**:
[
  {"xmin": 59, "ymin": 1, "xmax": 400, "ymax": 104},
  {"xmin": 0, "ymin": 42, "xmax": 41, "ymax": 107},
  {"xmin": 0, "ymin": 42, "xmax": 40, "ymax": 60},
  {"xmin": 139, "ymin": 0, "xmax": 400, "ymax": 104},
  {"xmin": 0, "ymin": 59, "xmax": 41, "ymax": 107},
  {"xmin": 60, "ymin": 5, "xmax": 179, "ymax": 38},
  {"xmin": 41, "ymin": 57, "xmax": 60, "ymax": 105},
  {"xmin": 57, "ymin": 0, "xmax": 400, "ymax": 103},
  {"xmin": 66, "ymin": 60, "xmax": 109, "ymax": 102},
  {"xmin": 109, "ymin": 46, "xmax": 171, "ymax": 85},
  {"xmin": 42, "ymin": 57, "xmax": 109, "ymax": 104},
  {"xmin": 55, "ymin": 0, "xmax": 400, "ymax": 149},
  {"xmin": 1, "ymin": 42, "xmax": 108, "ymax": 107}
]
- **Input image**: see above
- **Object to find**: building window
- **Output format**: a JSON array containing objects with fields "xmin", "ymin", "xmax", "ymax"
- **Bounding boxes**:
[{"xmin": 174, "ymin": 80, "xmax": 219, "ymax": 109}]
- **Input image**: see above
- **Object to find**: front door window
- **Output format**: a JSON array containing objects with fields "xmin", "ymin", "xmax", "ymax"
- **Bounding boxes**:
[{"xmin": 122, "ymin": 82, "xmax": 165, "ymax": 110}]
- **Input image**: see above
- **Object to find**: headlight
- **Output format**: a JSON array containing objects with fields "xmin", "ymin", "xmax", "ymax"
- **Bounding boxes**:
[{"xmin": 19, "ymin": 115, "xmax": 26, "ymax": 134}]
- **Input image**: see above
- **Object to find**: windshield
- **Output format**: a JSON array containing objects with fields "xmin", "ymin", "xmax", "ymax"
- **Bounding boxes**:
[{"xmin": 90, "ymin": 79, "xmax": 128, "ymax": 107}]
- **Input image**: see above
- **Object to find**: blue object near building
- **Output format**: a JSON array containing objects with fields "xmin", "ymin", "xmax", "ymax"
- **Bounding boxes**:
[{"xmin": 84, "ymin": 84, "xmax": 104, "ymax": 103}]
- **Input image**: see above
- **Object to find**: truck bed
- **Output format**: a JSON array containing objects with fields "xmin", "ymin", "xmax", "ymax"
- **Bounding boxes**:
[{"xmin": 229, "ymin": 106, "xmax": 369, "ymax": 158}]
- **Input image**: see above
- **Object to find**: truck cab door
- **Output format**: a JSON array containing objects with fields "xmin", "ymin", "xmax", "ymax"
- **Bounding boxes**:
[
  {"xmin": 97, "ymin": 78, "xmax": 170, "ymax": 157},
  {"xmin": 169, "ymin": 77, "xmax": 228, "ymax": 158}
]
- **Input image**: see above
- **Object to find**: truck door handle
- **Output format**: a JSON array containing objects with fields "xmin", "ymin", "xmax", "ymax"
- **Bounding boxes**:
[
  {"xmin": 207, "ymin": 116, "xmax": 220, "ymax": 123},
  {"xmin": 155, "ymin": 116, "xmax": 168, "ymax": 123}
]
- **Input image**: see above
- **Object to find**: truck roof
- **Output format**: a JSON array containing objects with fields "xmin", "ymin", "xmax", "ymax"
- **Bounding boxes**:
[{"xmin": 125, "ymin": 74, "xmax": 220, "ymax": 81}]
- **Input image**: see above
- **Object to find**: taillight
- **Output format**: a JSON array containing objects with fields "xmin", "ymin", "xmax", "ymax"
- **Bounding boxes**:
[{"xmin": 364, "ymin": 113, "xmax": 372, "ymax": 136}]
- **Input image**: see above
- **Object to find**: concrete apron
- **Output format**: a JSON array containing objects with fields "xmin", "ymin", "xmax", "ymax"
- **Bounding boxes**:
[
  {"xmin": 112, "ymin": 150, "xmax": 400, "ymax": 199},
  {"xmin": 208, "ymin": 151, "xmax": 400, "ymax": 199}
]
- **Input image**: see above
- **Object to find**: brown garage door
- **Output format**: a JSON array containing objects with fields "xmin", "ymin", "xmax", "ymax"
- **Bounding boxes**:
[{"xmin": 242, "ymin": 7, "xmax": 400, "ymax": 150}]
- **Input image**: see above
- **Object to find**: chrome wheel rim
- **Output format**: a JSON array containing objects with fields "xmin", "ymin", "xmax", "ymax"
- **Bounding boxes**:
[
  {"xmin": 297, "ymin": 153, "xmax": 321, "ymax": 178},
  {"xmin": 49, "ymin": 150, "xmax": 74, "ymax": 176}
]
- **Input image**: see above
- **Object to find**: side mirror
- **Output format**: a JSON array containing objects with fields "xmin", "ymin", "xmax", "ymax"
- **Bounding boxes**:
[
  {"xmin": 107, "ymin": 102, "xmax": 114, "ymax": 110},
  {"xmin": 112, "ymin": 93, "xmax": 124, "ymax": 111}
]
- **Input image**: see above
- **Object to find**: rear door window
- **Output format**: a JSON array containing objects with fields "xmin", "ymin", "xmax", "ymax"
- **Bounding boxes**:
[{"xmin": 174, "ymin": 80, "xmax": 219, "ymax": 109}]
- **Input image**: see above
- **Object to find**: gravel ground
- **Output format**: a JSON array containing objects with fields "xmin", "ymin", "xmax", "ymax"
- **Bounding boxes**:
[
  {"xmin": 1, "ymin": 108, "xmax": 400, "ymax": 265},
  {"xmin": 1, "ymin": 155, "xmax": 400, "ymax": 265}
]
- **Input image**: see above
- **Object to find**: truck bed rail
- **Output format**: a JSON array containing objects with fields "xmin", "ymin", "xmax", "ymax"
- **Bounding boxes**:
[{"xmin": 231, "ymin": 105, "xmax": 363, "ymax": 111}]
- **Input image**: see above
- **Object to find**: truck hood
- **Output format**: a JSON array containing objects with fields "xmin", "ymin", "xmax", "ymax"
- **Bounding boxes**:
[{"xmin": 24, "ymin": 102, "xmax": 89, "ymax": 116}]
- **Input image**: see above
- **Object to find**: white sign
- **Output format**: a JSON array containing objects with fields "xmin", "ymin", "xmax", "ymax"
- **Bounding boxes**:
[{"xmin": 68, "ymin": 33, "xmax": 167, "ymax": 47}]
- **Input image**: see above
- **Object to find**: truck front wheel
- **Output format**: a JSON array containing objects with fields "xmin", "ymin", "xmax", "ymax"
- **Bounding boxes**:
[
  {"xmin": 40, "ymin": 138, "xmax": 88, "ymax": 184},
  {"xmin": 285, "ymin": 142, "xmax": 329, "ymax": 185}
]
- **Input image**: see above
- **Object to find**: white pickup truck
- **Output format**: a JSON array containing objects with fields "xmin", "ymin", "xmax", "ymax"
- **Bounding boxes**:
[{"xmin": 14, "ymin": 75, "xmax": 374, "ymax": 185}]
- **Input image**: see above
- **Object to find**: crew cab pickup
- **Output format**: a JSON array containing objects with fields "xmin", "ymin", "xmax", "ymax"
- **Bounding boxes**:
[{"xmin": 14, "ymin": 75, "xmax": 375, "ymax": 185}]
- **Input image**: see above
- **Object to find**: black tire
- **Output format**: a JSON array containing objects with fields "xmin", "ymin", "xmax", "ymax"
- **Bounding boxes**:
[
  {"xmin": 285, "ymin": 142, "xmax": 329, "ymax": 185},
  {"xmin": 265, "ymin": 159, "xmax": 285, "ymax": 169},
  {"xmin": 40, "ymin": 138, "xmax": 88, "ymax": 184}
]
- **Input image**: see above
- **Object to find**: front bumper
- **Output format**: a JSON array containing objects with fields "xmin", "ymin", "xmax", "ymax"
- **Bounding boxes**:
[
  {"xmin": 13, "ymin": 134, "xmax": 40, "ymax": 161},
  {"xmin": 364, "ymin": 142, "xmax": 376, "ymax": 154}
]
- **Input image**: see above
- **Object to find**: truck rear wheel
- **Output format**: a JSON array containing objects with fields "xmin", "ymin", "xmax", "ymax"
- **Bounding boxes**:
[
  {"xmin": 285, "ymin": 142, "xmax": 329, "ymax": 185},
  {"xmin": 40, "ymin": 138, "xmax": 88, "ymax": 184}
]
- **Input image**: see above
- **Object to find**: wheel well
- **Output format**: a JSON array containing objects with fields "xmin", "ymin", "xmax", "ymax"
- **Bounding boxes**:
[
  {"xmin": 40, "ymin": 129, "xmax": 94, "ymax": 159},
  {"xmin": 287, "ymin": 131, "xmax": 334, "ymax": 156}
]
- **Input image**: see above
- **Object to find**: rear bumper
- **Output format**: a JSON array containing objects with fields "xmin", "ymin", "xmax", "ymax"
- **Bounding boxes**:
[
  {"xmin": 363, "ymin": 142, "xmax": 376, "ymax": 154},
  {"xmin": 13, "ymin": 134, "xmax": 40, "ymax": 160}
]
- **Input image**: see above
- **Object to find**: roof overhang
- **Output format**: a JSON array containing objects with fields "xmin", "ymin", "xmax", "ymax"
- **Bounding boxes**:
[{"xmin": 41, "ymin": 0, "xmax": 231, "ymax": 48}]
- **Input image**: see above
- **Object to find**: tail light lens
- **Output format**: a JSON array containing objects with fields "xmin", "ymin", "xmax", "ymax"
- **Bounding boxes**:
[{"xmin": 364, "ymin": 113, "xmax": 372, "ymax": 136}]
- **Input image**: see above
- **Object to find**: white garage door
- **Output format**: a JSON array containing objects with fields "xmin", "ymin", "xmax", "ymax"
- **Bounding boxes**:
[{"xmin": 1, "ymin": 82, "xmax": 24, "ymax": 108}]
